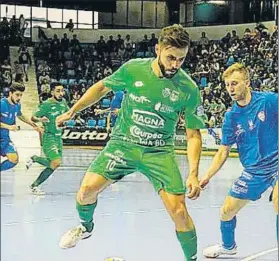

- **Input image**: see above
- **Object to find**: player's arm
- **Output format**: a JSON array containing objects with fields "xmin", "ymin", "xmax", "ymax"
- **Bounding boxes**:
[
  {"xmin": 200, "ymin": 112, "xmax": 235, "ymax": 188},
  {"xmin": 0, "ymin": 122, "xmax": 18, "ymax": 131},
  {"xmin": 199, "ymin": 145, "xmax": 231, "ymax": 188},
  {"xmin": 57, "ymin": 80, "xmax": 111, "ymax": 125},
  {"xmin": 17, "ymin": 114, "xmax": 43, "ymax": 134},
  {"xmin": 106, "ymin": 112, "xmax": 111, "ymax": 132}
]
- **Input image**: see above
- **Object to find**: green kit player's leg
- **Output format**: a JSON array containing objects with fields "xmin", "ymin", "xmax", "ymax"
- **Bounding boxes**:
[
  {"xmin": 141, "ymin": 148, "xmax": 197, "ymax": 260},
  {"xmin": 30, "ymin": 135, "xmax": 62, "ymax": 195}
]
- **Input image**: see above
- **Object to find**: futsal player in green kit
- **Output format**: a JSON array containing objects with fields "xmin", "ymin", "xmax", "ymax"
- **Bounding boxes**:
[
  {"xmin": 26, "ymin": 82, "xmax": 69, "ymax": 195},
  {"xmin": 57, "ymin": 24, "xmax": 205, "ymax": 260}
]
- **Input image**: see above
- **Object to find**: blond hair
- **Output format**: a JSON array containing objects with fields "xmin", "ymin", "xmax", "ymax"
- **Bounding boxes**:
[
  {"xmin": 222, "ymin": 63, "xmax": 250, "ymax": 81},
  {"xmin": 159, "ymin": 24, "xmax": 190, "ymax": 48}
]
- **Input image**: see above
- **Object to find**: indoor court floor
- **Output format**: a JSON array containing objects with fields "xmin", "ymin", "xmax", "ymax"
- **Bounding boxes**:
[{"xmin": 1, "ymin": 145, "xmax": 278, "ymax": 261}]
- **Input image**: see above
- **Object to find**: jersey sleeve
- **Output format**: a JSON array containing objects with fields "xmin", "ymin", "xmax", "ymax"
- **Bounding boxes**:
[
  {"xmin": 33, "ymin": 103, "xmax": 46, "ymax": 118},
  {"xmin": 184, "ymin": 87, "xmax": 205, "ymax": 129},
  {"xmin": 103, "ymin": 62, "xmax": 130, "ymax": 91},
  {"xmin": 221, "ymin": 112, "xmax": 236, "ymax": 146}
]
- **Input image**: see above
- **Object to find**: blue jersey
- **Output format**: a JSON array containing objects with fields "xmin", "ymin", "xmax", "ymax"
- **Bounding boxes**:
[
  {"xmin": 110, "ymin": 91, "xmax": 124, "ymax": 126},
  {"xmin": 222, "ymin": 91, "xmax": 278, "ymax": 175},
  {"xmin": 0, "ymin": 98, "xmax": 22, "ymax": 140}
]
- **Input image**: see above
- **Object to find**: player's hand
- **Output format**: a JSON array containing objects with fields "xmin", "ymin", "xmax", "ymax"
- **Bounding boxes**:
[
  {"xmin": 9, "ymin": 125, "xmax": 18, "ymax": 131},
  {"xmin": 199, "ymin": 174, "xmax": 211, "ymax": 189},
  {"xmin": 40, "ymin": 116, "xmax": 49, "ymax": 123},
  {"xmin": 186, "ymin": 175, "xmax": 201, "ymax": 200},
  {"xmin": 56, "ymin": 110, "xmax": 75, "ymax": 127}
]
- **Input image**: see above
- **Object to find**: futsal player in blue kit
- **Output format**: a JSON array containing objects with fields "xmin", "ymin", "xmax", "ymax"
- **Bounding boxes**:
[
  {"xmin": 199, "ymin": 63, "xmax": 278, "ymax": 258},
  {"xmin": 0, "ymin": 83, "xmax": 42, "ymax": 171},
  {"xmin": 107, "ymin": 91, "xmax": 124, "ymax": 131}
]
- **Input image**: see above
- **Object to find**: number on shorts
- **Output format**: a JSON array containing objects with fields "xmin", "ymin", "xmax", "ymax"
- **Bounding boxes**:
[{"xmin": 106, "ymin": 160, "xmax": 116, "ymax": 171}]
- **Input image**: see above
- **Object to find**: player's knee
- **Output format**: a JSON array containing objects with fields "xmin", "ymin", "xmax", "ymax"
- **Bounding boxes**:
[
  {"xmin": 171, "ymin": 204, "xmax": 188, "ymax": 222},
  {"xmin": 7, "ymin": 154, "xmax": 19, "ymax": 164},
  {"xmin": 77, "ymin": 185, "xmax": 98, "ymax": 205},
  {"xmin": 50, "ymin": 159, "xmax": 61, "ymax": 169},
  {"xmin": 220, "ymin": 205, "xmax": 235, "ymax": 221}
]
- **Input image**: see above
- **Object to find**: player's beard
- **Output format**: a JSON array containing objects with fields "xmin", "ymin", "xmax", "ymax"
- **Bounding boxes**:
[
  {"xmin": 11, "ymin": 96, "xmax": 19, "ymax": 104},
  {"xmin": 158, "ymin": 55, "xmax": 179, "ymax": 79},
  {"xmin": 54, "ymin": 96, "xmax": 62, "ymax": 102}
]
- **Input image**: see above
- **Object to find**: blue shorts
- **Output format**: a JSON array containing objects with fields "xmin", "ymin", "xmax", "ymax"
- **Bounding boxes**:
[
  {"xmin": 229, "ymin": 171, "xmax": 278, "ymax": 201},
  {"xmin": 0, "ymin": 139, "xmax": 17, "ymax": 157}
]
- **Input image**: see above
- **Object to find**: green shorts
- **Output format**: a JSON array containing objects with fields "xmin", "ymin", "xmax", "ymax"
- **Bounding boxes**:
[
  {"xmin": 42, "ymin": 133, "xmax": 63, "ymax": 161},
  {"xmin": 88, "ymin": 140, "xmax": 185, "ymax": 194}
]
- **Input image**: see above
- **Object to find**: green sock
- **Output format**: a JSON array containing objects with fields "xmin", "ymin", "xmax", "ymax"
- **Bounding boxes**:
[
  {"xmin": 176, "ymin": 229, "xmax": 197, "ymax": 261},
  {"xmin": 31, "ymin": 155, "xmax": 51, "ymax": 168},
  {"xmin": 76, "ymin": 201, "xmax": 97, "ymax": 232},
  {"xmin": 31, "ymin": 167, "xmax": 54, "ymax": 187}
]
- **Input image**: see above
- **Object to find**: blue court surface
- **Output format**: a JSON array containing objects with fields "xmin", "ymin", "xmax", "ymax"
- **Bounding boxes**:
[{"xmin": 1, "ymin": 146, "xmax": 278, "ymax": 261}]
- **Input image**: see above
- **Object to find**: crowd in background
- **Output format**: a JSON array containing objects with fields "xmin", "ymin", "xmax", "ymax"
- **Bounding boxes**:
[{"xmin": 1, "ymin": 20, "xmax": 277, "ymax": 130}]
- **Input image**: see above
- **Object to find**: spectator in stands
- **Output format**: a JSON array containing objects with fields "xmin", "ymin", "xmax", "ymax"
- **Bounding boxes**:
[
  {"xmin": 13, "ymin": 60, "xmax": 24, "ymax": 83},
  {"xmin": 149, "ymin": 33, "xmax": 158, "ymax": 53},
  {"xmin": 71, "ymin": 34, "xmax": 81, "ymax": 53},
  {"xmin": 229, "ymin": 30, "xmax": 239, "ymax": 44},
  {"xmin": 0, "ymin": 17, "xmax": 9, "ymax": 37},
  {"xmin": 199, "ymin": 32, "xmax": 210, "ymax": 46},
  {"xmin": 61, "ymin": 33, "xmax": 70, "ymax": 52},
  {"xmin": 1, "ymin": 60, "xmax": 12, "ymax": 87},
  {"xmin": 104, "ymin": 65, "xmax": 112, "ymax": 77},
  {"xmin": 38, "ymin": 60, "xmax": 50, "ymax": 75},
  {"xmin": 19, "ymin": 14, "xmax": 27, "ymax": 37},
  {"xmin": 107, "ymin": 35, "xmax": 116, "ymax": 54},
  {"xmin": 116, "ymin": 34, "xmax": 124, "ymax": 51},
  {"xmin": 124, "ymin": 34, "xmax": 132, "ymax": 49},
  {"xmin": 46, "ymin": 20, "xmax": 52, "ymax": 28},
  {"xmin": 18, "ymin": 46, "xmax": 32, "ymax": 82},
  {"xmin": 39, "ymin": 71, "xmax": 50, "ymax": 85},
  {"xmin": 97, "ymin": 36, "xmax": 107, "ymax": 55},
  {"xmin": 40, "ymin": 78, "xmax": 50, "ymax": 95},
  {"xmin": 65, "ymin": 19, "xmax": 74, "ymax": 32}
]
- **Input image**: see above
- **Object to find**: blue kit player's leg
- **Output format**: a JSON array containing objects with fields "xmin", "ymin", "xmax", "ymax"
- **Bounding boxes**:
[
  {"xmin": 204, "ymin": 171, "xmax": 278, "ymax": 258},
  {"xmin": 0, "ymin": 140, "xmax": 19, "ymax": 171}
]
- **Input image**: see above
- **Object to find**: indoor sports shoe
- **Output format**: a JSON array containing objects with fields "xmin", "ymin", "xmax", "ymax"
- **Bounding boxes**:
[
  {"xmin": 30, "ymin": 186, "xmax": 46, "ymax": 196},
  {"xmin": 25, "ymin": 158, "xmax": 34, "ymax": 170},
  {"xmin": 203, "ymin": 244, "xmax": 237, "ymax": 258},
  {"xmin": 59, "ymin": 224, "xmax": 92, "ymax": 249}
]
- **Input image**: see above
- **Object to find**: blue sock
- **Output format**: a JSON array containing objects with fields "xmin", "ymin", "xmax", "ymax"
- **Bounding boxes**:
[
  {"xmin": 221, "ymin": 216, "xmax": 237, "ymax": 249},
  {"xmin": 276, "ymin": 215, "xmax": 278, "ymax": 241},
  {"xmin": 0, "ymin": 160, "xmax": 17, "ymax": 171}
]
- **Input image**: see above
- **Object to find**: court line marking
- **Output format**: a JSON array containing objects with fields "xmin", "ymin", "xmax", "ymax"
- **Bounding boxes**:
[{"xmin": 240, "ymin": 247, "xmax": 278, "ymax": 261}]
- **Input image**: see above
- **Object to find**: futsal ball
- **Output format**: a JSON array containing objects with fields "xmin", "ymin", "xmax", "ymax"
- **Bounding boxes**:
[{"xmin": 105, "ymin": 257, "xmax": 125, "ymax": 261}]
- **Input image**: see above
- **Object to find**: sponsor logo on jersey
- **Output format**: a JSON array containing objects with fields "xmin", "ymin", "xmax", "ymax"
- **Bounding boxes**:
[
  {"xmin": 134, "ymin": 81, "xmax": 144, "ymax": 87},
  {"xmin": 235, "ymin": 124, "xmax": 245, "ymax": 136},
  {"xmin": 154, "ymin": 102, "xmax": 175, "ymax": 113},
  {"xmin": 130, "ymin": 126, "xmax": 163, "ymax": 139},
  {"xmin": 129, "ymin": 93, "xmax": 151, "ymax": 104},
  {"xmin": 258, "ymin": 111, "xmax": 265, "ymax": 122},
  {"xmin": 132, "ymin": 110, "xmax": 165, "ymax": 128},
  {"xmin": 162, "ymin": 88, "xmax": 180, "ymax": 102}
]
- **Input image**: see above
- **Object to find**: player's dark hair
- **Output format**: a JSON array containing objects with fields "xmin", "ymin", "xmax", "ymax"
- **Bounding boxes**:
[
  {"xmin": 159, "ymin": 24, "xmax": 190, "ymax": 48},
  {"xmin": 50, "ymin": 82, "xmax": 63, "ymax": 91},
  {"xmin": 9, "ymin": 82, "xmax": 25, "ymax": 93}
]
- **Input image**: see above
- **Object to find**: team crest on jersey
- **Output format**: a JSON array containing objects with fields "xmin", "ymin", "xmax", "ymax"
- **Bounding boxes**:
[
  {"xmin": 170, "ymin": 91, "xmax": 179, "ymax": 102},
  {"xmin": 248, "ymin": 120, "xmax": 255, "ymax": 130},
  {"xmin": 257, "ymin": 111, "xmax": 265, "ymax": 122},
  {"xmin": 134, "ymin": 81, "xmax": 144, "ymax": 87},
  {"xmin": 162, "ymin": 88, "xmax": 171, "ymax": 98}
]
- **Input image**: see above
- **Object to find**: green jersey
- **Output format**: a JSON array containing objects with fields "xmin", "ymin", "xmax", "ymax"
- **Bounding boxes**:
[
  {"xmin": 34, "ymin": 98, "xmax": 69, "ymax": 136},
  {"xmin": 103, "ymin": 58, "xmax": 205, "ymax": 147}
]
